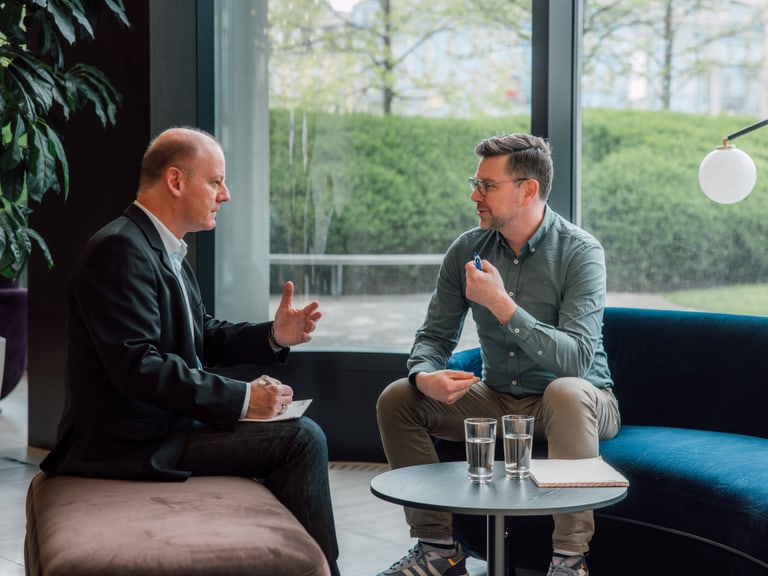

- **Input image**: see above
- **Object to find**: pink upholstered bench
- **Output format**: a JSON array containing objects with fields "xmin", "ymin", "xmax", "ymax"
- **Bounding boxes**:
[{"xmin": 24, "ymin": 472, "xmax": 330, "ymax": 576}]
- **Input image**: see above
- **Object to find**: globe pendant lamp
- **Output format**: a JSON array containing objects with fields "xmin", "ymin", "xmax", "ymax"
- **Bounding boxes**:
[{"xmin": 698, "ymin": 118, "xmax": 767, "ymax": 204}]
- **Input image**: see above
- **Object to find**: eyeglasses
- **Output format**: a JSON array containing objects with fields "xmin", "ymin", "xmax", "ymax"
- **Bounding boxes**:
[{"xmin": 467, "ymin": 176, "xmax": 531, "ymax": 197}]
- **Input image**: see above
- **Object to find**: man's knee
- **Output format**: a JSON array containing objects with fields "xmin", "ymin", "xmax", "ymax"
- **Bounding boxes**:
[
  {"xmin": 543, "ymin": 377, "xmax": 594, "ymax": 412},
  {"xmin": 542, "ymin": 378, "xmax": 600, "ymax": 457},
  {"xmin": 293, "ymin": 417, "xmax": 329, "ymax": 461},
  {"xmin": 541, "ymin": 378, "xmax": 598, "ymax": 434},
  {"xmin": 376, "ymin": 377, "xmax": 413, "ymax": 417}
]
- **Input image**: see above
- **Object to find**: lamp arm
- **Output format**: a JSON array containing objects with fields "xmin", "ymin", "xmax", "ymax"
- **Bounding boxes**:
[{"xmin": 725, "ymin": 118, "xmax": 768, "ymax": 144}]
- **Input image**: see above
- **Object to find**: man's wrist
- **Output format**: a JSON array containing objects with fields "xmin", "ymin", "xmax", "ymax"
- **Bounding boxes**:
[
  {"xmin": 268, "ymin": 323, "xmax": 286, "ymax": 352},
  {"xmin": 494, "ymin": 292, "xmax": 517, "ymax": 325}
]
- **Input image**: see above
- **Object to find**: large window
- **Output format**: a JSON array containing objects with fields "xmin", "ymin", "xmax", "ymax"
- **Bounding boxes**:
[
  {"xmin": 214, "ymin": 0, "xmax": 535, "ymax": 352},
  {"xmin": 212, "ymin": 1, "xmax": 768, "ymax": 356}
]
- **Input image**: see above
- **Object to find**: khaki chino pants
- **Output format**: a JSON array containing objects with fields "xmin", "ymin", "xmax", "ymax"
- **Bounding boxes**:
[{"xmin": 376, "ymin": 377, "xmax": 621, "ymax": 553}]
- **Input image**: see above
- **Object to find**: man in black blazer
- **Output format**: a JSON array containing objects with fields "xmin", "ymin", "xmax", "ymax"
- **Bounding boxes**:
[{"xmin": 41, "ymin": 127, "xmax": 340, "ymax": 575}]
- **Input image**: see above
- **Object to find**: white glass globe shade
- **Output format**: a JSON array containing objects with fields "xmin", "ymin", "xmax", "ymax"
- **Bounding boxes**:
[{"xmin": 698, "ymin": 145, "xmax": 757, "ymax": 204}]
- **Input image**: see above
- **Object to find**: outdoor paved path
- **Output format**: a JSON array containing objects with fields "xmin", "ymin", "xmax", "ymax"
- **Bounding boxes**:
[{"xmin": 271, "ymin": 291, "xmax": 687, "ymax": 352}]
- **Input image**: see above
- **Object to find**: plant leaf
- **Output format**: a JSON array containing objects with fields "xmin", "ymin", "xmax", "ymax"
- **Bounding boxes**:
[
  {"xmin": 102, "ymin": 0, "xmax": 131, "ymax": 28},
  {"xmin": 66, "ymin": 64, "xmax": 122, "ymax": 126},
  {"xmin": 44, "ymin": 125, "xmax": 69, "ymax": 199},
  {"xmin": 27, "ymin": 226, "xmax": 52, "ymax": 268},
  {"xmin": 0, "ymin": 220, "xmax": 14, "ymax": 276},
  {"xmin": 0, "ymin": 197, "xmax": 28, "ymax": 278},
  {"xmin": 46, "ymin": 0, "xmax": 79, "ymax": 45},
  {"xmin": 68, "ymin": 0, "xmax": 96, "ymax": 39},
  {"xmin": 0, "ymin": 3, "xmax": 25, "ymax": 46},
  {"xmin": 1, "ymin": 48, "xmax": 58, "ymax": 121},
  {"xmin": 25, "ymin": 122, "xmax": 45, "ymax": 203},
  {"xmin": 0, "ymin": 116, "xmax": 25, "ymax": 173}
]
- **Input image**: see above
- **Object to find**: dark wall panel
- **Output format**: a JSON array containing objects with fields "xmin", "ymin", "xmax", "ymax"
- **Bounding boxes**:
[{"xmin": 214, "ymin": 350, "xmax": 409, "ymax": 462}]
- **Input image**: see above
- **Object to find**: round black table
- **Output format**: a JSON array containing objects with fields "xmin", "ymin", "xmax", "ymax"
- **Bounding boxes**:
[{"xmin": 370, "ymin": 461, "xmax": 627, "ymax": 576}]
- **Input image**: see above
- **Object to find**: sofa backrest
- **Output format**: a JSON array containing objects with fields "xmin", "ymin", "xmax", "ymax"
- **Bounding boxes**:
[{"xmin": 603, "ymin": 307, "xmax": 767, "ymax": 438}]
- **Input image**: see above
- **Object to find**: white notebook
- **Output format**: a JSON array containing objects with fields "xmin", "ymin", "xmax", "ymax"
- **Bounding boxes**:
[{"xmin": 529, "ymin": 457, "xmax": 629, "ymax": 487}]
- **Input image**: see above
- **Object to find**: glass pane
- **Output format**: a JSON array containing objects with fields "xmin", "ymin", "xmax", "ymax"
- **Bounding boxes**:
[
  {"xmin": 266, "ymin": 0, "xmax": 534, "ymax": 350},
  {"xmin": 581, "ymin": 0, "xmax": 768, "ymax": 316}
]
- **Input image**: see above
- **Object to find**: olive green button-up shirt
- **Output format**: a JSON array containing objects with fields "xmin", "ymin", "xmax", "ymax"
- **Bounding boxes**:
[{"xmin": 408, "ymin": 206, "xmax": 613, "ymax": 396}]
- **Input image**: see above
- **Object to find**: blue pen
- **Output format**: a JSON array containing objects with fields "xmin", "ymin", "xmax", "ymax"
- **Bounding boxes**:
[{"xmin": 473, "ymin": 252, "xmax": 482, "ymax": 270}]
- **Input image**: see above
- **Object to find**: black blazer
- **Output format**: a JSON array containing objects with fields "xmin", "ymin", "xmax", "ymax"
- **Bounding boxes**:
[{"xmin": 41, "ymin": 204, "xmax": 286, "ymax": 480}]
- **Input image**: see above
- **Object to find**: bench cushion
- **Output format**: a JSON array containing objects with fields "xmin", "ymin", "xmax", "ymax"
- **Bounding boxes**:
[{"xmin": 25, "ymin": 472, "xmax": 330, "ymax": 576}]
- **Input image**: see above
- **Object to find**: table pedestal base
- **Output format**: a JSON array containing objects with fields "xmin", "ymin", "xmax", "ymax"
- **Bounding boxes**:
[{"xmin": 487, "ymin": 515, "xmax": 507, "ymax": 576}]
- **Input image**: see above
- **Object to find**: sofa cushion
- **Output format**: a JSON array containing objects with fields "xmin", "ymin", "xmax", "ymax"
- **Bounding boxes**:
[
  {"xmin": 599, "ymin": 425, "xmax": 768, "ymax": 566},
  {"xmin": 25, "ymin": 472, "xmax": 330, "ymax": 576},
  {"xmin": 446, "ymin": 347, "xmax": 484, "ymax": 379}
]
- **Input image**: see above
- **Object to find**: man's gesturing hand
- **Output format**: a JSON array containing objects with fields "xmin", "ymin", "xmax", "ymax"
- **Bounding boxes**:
[{"xmin": 272, "ymin": 281, "xmax": 322, "ymax": 347}]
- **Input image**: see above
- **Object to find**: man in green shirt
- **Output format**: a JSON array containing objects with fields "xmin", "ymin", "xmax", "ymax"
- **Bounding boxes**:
[{"xmin": 376, "ymin": 133, "xmax": 620, "ymax": 576}]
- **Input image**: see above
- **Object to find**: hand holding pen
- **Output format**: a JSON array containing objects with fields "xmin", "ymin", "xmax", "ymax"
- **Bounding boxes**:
[{"xmin": 465, "ymin": 253, "xmax": 518, "ymax": 325}]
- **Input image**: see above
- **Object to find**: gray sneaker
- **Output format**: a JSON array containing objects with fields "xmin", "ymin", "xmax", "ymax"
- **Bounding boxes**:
[
  {"xmin": 377, "ymin": 541, "xmax": 468, "ymax": 576},
  {"xmin": 547, "ymin": 555, "xmax": 589, "ymax": 576}
]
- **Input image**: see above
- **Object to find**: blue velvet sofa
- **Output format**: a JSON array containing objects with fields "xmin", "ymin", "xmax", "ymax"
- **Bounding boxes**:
[{"xmin": 443, "ymin": 307, "xmax": 768, "ymax": 575}]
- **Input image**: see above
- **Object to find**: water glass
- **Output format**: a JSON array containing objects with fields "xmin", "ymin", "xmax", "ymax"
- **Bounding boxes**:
[
  {"xmin": 502, "ymin": 415, "xmax": 534, "ymax": 478},
  {"xmin": 464, "ymin": 417, "xmax": 497, "ymax": 483}
]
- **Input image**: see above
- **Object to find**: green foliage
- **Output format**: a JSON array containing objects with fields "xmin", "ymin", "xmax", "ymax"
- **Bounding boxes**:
[
  {"xmin": 0, "ymin": 0, "xmax": 128, "ymax": 280},
  {"xmin": 270, "ymin": 107, "xmax": 768, "ymax": 294},
  {"xmin": 582, "ymin": 108, "xmax": 768, "ymax": 291},
  {"xmin": 269, "ymin": 109, "xmax": 529, "ymax": 292}
]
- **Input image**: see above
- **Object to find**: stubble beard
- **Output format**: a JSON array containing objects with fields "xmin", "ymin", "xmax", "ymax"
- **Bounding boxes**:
[{"xmin": 481, "ymin": 210, "xmax": 513, "ymax": 231}]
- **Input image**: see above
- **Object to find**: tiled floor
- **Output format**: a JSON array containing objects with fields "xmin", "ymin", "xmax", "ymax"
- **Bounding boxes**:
[
  {"xmin": 0, "ymin": 376, "xmax": 45, "ymax": 576},
  {"xmin": 0, "ymin": 376, "xmax": 488, "ymax": 576}
]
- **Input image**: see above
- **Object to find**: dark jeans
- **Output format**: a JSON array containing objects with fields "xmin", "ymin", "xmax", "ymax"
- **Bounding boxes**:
[{"xmin": 178, "ymin": 417, "xmax": 341, "ymax": 576}]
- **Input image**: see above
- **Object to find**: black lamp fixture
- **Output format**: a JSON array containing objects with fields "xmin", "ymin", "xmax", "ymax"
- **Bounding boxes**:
[{"xmin": 698, "ymin": 118, "xmax": 767, "ymax": 204}]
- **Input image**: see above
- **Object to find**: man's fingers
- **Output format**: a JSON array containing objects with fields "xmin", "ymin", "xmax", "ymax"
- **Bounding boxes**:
[
  {"xmin": 302, "ymin": 301, "xmax": 322, "ymax": 320},
  {"xmin": 278, "ymin": 281, "xmax": 295, "ymax": 309}
]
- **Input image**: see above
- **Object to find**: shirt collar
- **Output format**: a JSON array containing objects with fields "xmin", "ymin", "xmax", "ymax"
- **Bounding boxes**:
[
  {"xmin": 525, "ymin": 204, "xmax": 553, "ymax": 252},
  {"xmin": 495, "ymin": 204, "xmax": 553, "ymax": 257},
  {"xmin": 133, "ymin": 200, "xmax": 188, "ymax": 261}
]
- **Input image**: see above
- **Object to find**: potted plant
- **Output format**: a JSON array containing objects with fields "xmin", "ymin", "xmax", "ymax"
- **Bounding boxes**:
[{"xmin": 0, "ymin": 0, "xmax": 128, "ymax": 400}]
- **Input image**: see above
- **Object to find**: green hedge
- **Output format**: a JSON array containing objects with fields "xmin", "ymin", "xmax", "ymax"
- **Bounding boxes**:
[
  {"xmin": 582, "ymin": 109, "xmax": 768, "ymax": 291},
  {"xmin": 270, "ymin": 108, "xmax": 768, "ymax": 293}
]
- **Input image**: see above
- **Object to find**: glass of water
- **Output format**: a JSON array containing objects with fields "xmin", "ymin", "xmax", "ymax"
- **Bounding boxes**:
[
  {"xmin": 464, "ymin": 417, "xmax": 497, "ymax": 483},
  {"xmin": 502, "ymin": 415, "xmax": 534, "ymax": 478}
]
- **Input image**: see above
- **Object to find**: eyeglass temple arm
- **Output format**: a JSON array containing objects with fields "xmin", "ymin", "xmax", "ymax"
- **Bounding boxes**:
[{"xmin": 722, "ymin": 118, "xmax": 768, "ymax": 146}]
